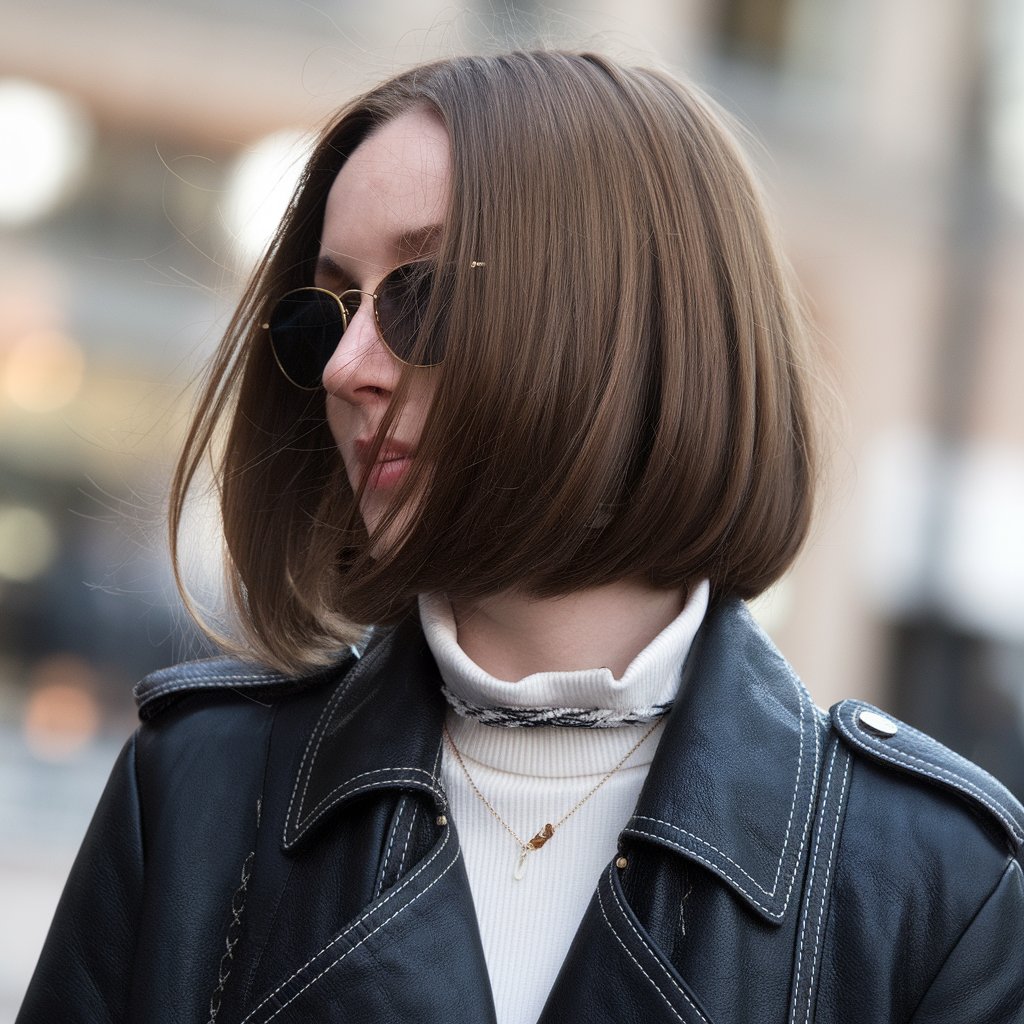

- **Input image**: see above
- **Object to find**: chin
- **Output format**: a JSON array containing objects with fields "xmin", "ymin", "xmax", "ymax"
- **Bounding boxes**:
[{"xmin": 361, "ymin": 500, "xmax": 417, "ymax": 559}]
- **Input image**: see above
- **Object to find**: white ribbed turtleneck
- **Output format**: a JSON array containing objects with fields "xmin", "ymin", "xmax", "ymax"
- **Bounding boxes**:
[{"xmin": 418, "ymin": 580, "xmax": 709, "ymax": 1024}]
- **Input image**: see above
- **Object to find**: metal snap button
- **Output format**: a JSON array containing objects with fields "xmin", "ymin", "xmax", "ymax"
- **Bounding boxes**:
[{"xmin": 858, "ymin": 709, "xmax": 898, "ymax": 738}]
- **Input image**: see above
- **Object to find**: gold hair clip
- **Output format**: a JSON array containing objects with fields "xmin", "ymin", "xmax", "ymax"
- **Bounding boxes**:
[{"xmin": 470, "ymin": 260, "xmax": 486, "ymax": 268}]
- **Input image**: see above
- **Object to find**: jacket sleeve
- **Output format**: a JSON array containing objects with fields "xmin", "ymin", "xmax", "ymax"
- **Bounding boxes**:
[
  {"xmin": 909, "ymin": 858, "xmax": 1024, "ymax": 1023},
  {"xmin": 16, "ymin": 732, "xmax": 144, "ymax": 1024}
]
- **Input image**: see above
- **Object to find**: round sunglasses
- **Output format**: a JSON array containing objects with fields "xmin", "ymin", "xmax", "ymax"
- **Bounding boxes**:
[{"xmin": 264, "ymin": 259, "xmax": 483, "ymax": 390}]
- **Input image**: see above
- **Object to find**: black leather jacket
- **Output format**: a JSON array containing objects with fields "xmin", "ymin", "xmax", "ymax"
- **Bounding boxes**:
[{"xmin": 18, "ymin": 599, "xmax": 1024, "ymax": 1023}]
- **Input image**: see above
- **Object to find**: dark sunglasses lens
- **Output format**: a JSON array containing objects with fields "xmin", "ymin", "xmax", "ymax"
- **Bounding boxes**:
[
  {"xmin": 376, "ymin": 262, "xmax": 444, "ymax": 365},
  {"xmin": 268, "ymin": 289, "xmax": 344, "ymax": 389}
]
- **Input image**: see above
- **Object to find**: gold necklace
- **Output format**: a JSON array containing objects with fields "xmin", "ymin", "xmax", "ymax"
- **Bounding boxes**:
[{"xmin": 442, "ymin": 718, "xmax": 662, "ymax": 880}]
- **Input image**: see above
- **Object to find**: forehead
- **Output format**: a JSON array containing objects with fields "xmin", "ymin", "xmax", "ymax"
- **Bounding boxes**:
[{"xmin": 320, "ymin": 108, "xmax": 451, "ymax": 272}]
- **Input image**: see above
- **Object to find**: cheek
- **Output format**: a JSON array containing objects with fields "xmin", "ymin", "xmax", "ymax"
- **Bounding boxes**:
[
  {"xmin": 324, "ymin": 395, "xmax": 355, "ymax": 445},
  {"xmin": 324, "ymin": 398, "xmax": 359, "ymax": 478},
  {"xmin": 405, "ymin": 380, "xmax": 438, "ymax": 438}
]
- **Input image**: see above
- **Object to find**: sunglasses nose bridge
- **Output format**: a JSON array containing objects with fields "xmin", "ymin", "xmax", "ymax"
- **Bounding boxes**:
[
  {"xmin": 321, "ymin": 287, "xmax": 394, "ymax": 394},
  {"xmin": 334, "ymin": 287, "xmax": 382, "ymax": 344},
  {"xmin": 337, "ymin": 286, "xmax": 372, "ymax": 309}
]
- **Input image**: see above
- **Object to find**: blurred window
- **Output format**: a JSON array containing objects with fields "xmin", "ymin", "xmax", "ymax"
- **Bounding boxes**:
[
  {"xmin": 714, "ymin": 0, "xmax": 793, "ymax": 67},
  {"xmin": 888, "ymin": 618, "xmax": 1024, "ymax": 803}
]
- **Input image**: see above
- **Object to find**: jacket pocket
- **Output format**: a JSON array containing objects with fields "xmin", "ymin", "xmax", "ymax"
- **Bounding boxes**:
[
  {"xmin": 539, "ymin": 862, "xmax": 716, "ymax": 1024},
  {"xmin": 241, "ymin": 825, "xmax": 495, "ymax": 1024}
]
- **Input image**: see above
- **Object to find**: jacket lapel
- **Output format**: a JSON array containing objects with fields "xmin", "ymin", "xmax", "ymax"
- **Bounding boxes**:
[
  {"xmin": 281, "ymin": 620, "xmax": 450, "ymax": 851},
  {"xmin": 623, "ymin": 597, "xmax": 822, "ymax": 924},
  {"xmin": 539, "ymin": 862, "xmax": 717, "ymax": 1024},
  {"xmin": 239, "ymin": 616, "xmax": 495, "ymax": 1023},
  {"xmin": 239, "ymin": 822, "xmax": 494, "ymax": 1024},
  {"xmin": 540, "ymin": 598, "xmax": 823, "ymax": 1023}
]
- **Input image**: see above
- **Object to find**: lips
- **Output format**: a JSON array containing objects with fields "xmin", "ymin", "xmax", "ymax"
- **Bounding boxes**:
[
  {"xmin": 368, "ymin": 453, "xmax": 413, "ymax": 490},
  {"xmin": 352, "ymin": 437, "xmax": 415, "ymax": 491}
]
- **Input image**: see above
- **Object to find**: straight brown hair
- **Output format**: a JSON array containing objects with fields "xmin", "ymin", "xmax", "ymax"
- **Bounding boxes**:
[{"xmin": 171, "ymin": 50, "xmax": 820, "ymax": 673}]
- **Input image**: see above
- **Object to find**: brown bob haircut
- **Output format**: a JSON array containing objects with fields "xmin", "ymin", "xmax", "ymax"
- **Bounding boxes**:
[{"xmin": 171, "ymin": 50, "xmax": 819, "ymax": 673}]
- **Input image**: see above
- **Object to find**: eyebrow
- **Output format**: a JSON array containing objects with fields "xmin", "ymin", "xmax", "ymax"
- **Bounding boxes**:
[
  {"xmin": 315, "ymin": 222, "xmax": 443, "ymax": 286},
  {"xmin": 315, "ymin": 253, "xmax": 349, "ymax": 286},
  {"xmin": 396, "ymin": 222, "xmax": 443, "ymax": 258}
]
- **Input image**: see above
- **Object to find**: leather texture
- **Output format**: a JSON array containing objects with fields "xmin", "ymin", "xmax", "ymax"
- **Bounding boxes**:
[{"xmin": 17, "ymin": 598, "xmax": 1024, "ymax": 1023}]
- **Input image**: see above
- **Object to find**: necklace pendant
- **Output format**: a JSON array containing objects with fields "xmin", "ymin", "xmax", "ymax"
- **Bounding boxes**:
[
  {"xmin": 528, "ymin": 823, "xmax": 555, "ymax": 850},
  {"xmin": 513, "ymin": 848, "xmax": 530, "ymax": 881},
  {"xmin": 513, "ymin": 826, "xmax": 554, "ymax": 881}
]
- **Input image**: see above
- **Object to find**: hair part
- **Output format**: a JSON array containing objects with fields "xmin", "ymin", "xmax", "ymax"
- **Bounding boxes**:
[{"xmin": 170, "ymin": 50, "xmax": 822, "ymax": 673}]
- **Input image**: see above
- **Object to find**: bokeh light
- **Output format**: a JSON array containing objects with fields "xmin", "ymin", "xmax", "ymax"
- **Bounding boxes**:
[
  {"xmin": 0, "ymin": 79, "xmax": 93, "ymax": 227},
  {"xmin": 1, "ymin": 328, "xmax": 85, "ymax": 413},
  {"xmin": 223, "ymin": 128, "xmax": 314, "ymax": 268},
  {"xmin": 0, "ymin": 505, "xmax": 58, "ymax": 583},
  {"xmin": 23, "ymin": 656, "xmax": 101, "ymax": 762}
]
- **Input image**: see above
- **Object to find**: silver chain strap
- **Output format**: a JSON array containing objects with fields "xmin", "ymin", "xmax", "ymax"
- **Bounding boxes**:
[{"xmin": 207, "ymin": 797, "xmax": 262, "ymax": 1024}]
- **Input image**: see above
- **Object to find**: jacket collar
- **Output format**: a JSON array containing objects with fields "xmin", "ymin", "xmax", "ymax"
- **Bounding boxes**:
[
  {"xmin": 623, "ymin": 597, "xmax": 823, "ymax": 923},
  {"xmin": 281, "ymin": 615, "xmax": 449, "ymax": 851},
  {"xmin": 282, "ymin": 598, "xmax": 823, "ymax": 925}
]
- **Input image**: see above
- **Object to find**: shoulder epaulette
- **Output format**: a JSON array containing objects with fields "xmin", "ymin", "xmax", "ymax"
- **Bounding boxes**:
[
  {"xmin": 831, "ymin": 698, "xmax": 1024, "ymax": 854},
  {"xmin": 133, "ymin": 651, "xmax": 357, "ymax": 722}
]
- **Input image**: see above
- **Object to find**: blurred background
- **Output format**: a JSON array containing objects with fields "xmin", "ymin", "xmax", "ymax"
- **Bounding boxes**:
[{"xmin": 2, "ymin": 0, "xmax": 1023, "ymax": 1015}]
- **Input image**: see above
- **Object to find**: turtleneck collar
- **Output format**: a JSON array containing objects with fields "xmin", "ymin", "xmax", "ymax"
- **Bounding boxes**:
[{"xmin": 418, "ymin": 580, "xmax": 709, "ymax": 726}]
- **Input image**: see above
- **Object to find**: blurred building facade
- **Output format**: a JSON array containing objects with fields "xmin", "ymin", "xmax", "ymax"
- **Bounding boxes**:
[{"xmin": 2, "ymin": 0, "xmax": 1023, "ymax": 1014}]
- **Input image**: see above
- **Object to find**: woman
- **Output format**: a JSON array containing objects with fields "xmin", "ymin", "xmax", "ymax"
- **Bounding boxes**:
[{"xmin": 19, "ymin": 51, "xmax": 1024, "ymax": 1024}]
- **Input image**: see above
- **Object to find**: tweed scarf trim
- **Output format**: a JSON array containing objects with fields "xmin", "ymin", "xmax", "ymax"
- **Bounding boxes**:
[{"xmin": 441, "ymin": 687, "xmax": 673, "ymax": 728}]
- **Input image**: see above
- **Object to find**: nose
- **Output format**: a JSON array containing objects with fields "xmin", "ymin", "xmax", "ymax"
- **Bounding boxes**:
[{"xmin": 321, "ymin": 294, "xmax": 400, "ymax": 403}]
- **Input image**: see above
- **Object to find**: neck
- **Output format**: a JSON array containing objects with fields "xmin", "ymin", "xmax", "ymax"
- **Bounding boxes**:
[{"xmin": 449, "ymin": 581, "xmax": 686, "ymax": 681}]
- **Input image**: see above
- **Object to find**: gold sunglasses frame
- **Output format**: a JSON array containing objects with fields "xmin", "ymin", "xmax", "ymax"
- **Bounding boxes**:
[{"xmin": 263, "ymin": 259, "xmax": 486, "ymax": 390}]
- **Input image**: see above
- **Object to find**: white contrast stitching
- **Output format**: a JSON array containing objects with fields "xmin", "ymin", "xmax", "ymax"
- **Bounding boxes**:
[
  {"xmin": 294, "ymin": 693, "xmax": 347, "ymax": 827},
  {"xmin": 289, "ymin": 777, "xmax": 446, "ymax": 844},
  {"xmin": 776, "ymin": 677, "xmax": 813, "ymax": 891},
  {"xmin": 376, "ymin": 796, "xmax": 408, "ymax": 898},
  {"xmin": 296, "ymin": 766, "xmax": 442, "ymax": 830},
  {"xmin": 139, "ymin": 674, "xmax": 284, "ymax": 701},
  {"xmin": 292, "ymin": 653, "xmax": 383, "ymax": 827},
  {"xmin": 397, "ymin": 740, "xmax": 440, "ymax": 876},
  {"xmin": 858, "ymin": 744, "xmax": 1020, "ymax": 843},
  {"xmin": 429, "ymin": 735, "xmax": 443, "ymax": 790},
  {"xmin": 624, "ymin": 827, "xmax": 784, "ymax": 920},
  {"xmin": 782, "ymin": 699, "xmax": 824, "ymax": 917},
  {"xmin": 837, "ymin": 702, "xmax": 1023, "ymax": 845},
  {"xmin": 803, "ymin": 752, "xmax": 850, "ymax": 1024},
  {"xmin": 606, "ymin": 869, "xmax": 708, "ymax": 1021},
  {"xmin": 630, "ymin": 815, "xmax": 781, "ymax": 896},
  {"xmin": 261, "ymin": 849, "xmax": 460, "ymax": 1023},
  {"xmin": 282, "ymin": 685, "xmax": 346, "ymax": 845},
  {"xmin": 596, "ymin": 883, "xmax": 685, "ymax": 1022},
  {"xmin": 600, "ymin": 867, "xmax": 709, "ymax": 1023},
  {"xmin": 397, "ymin": 804, "xmax": 419, "ymax": 877},
  {"xmin": 244, "ymin": 827, "xmax": 453, "ymax": 1021},
  {"xmin": 878, "ymin": 707, "xmax": 1021, "ymax": 831},
  {"xmin": 283, "ymin": 639, "xmax": 390, "ymax": 845},
  {"xmin": 139, "ymin": 657, "xmax": 276, "ymax": 680},
  {"xmin": 627, "ymin": 675, "xmax": 821, "ymax": 918},
  {"xmin": 286, "ymin": 640, "xmax": 446, "ymax": 845},
  {"xmin": 902, "ymin": 717, "xmax": 1014, "ymax": 795},
  {"xmin": 245, "ymin": 835, "xmax": 460, "ymax": 1023},
  {"xmin": 791, "ymin": 743, "xmax": 839, "ymax": 1023},
  {"xmin": 136, "ymin": 650, "xmax": 354, "ymax": 702}
]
